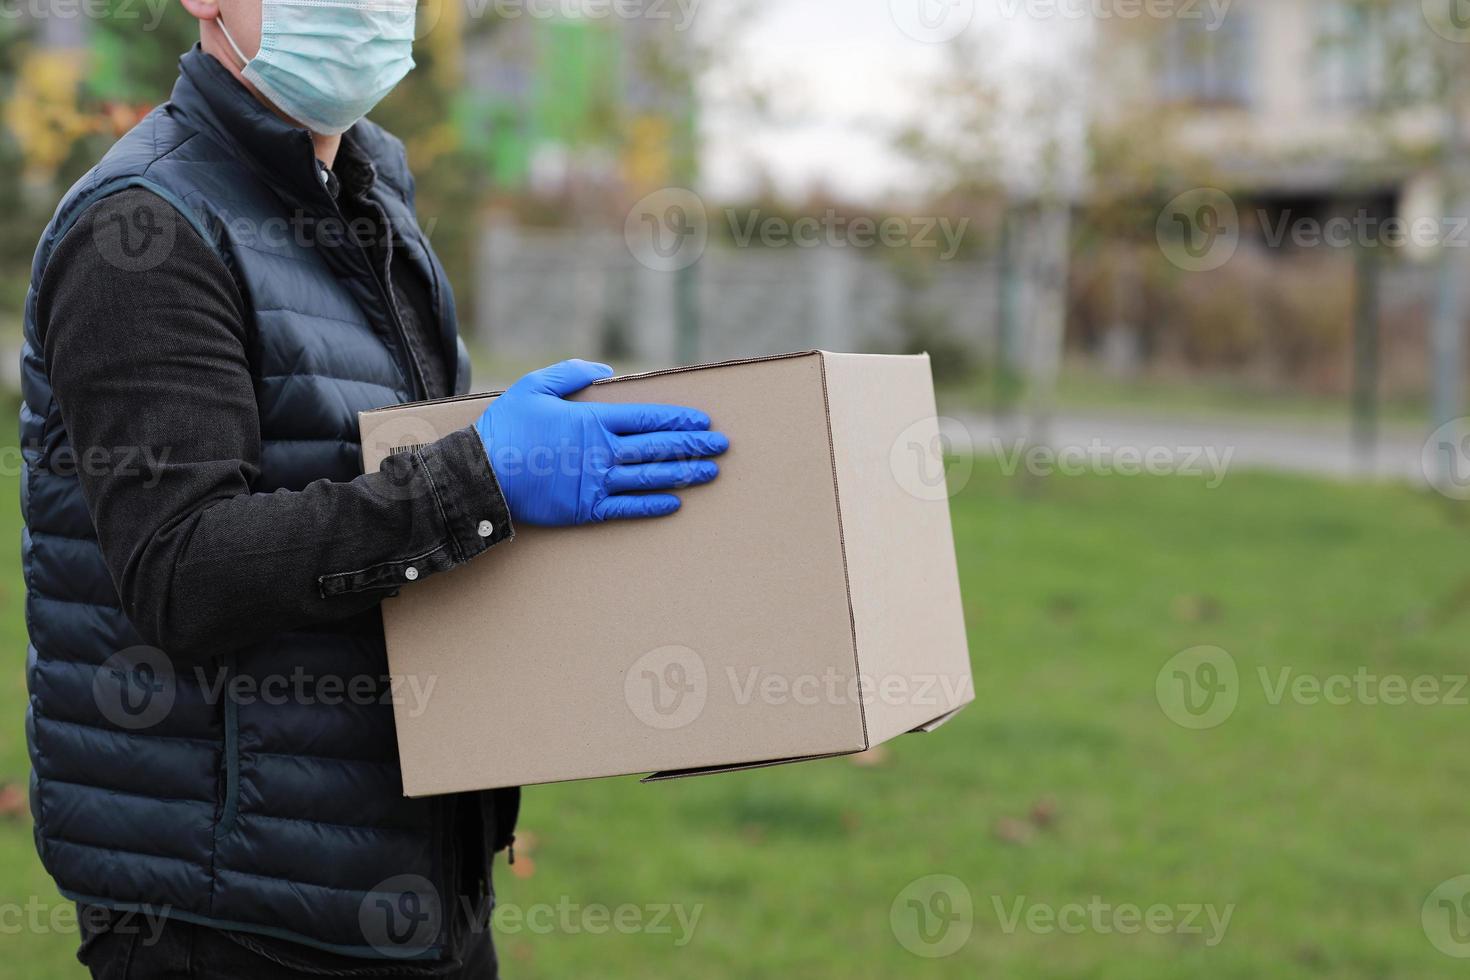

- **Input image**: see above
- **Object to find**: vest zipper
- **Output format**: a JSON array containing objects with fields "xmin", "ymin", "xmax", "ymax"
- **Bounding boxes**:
[
  {"xmin": 321, "ymin": 186, "xmax": 428, "ymax": 402},
  {"xmin": 365, "ymin": 201, "xmax": 429, "ymax": 402}
]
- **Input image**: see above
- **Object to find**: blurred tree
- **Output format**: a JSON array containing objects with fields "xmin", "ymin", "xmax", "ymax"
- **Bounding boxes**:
[
  {"xmin": 1343, "ymin": 0, "xmax": 1470, "ymax": 472},
  {"xmin": 0, "ymin": 21, "xmax": 41, "ymax": 313},
  {"xmin": 375, "ymin": 0, "xmax": 497, "ymax": 332},
  {"xmin": 90, "ymin": 4, "xmax": 198, "ymax": 104},
  {"xmin": 5, "ymin": 48, "xmax": 92, "ymax": 183}
]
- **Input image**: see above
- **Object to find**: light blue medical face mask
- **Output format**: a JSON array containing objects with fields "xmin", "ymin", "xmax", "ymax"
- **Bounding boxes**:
[{"xmin": 217, "ymin": 0, "xmax": 417, "ymax": 137}]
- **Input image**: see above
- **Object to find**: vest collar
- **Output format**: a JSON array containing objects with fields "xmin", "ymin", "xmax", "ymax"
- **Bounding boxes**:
[{"xmin": 169, "ymin": 45, "xmax": 343, "ymax": 212}]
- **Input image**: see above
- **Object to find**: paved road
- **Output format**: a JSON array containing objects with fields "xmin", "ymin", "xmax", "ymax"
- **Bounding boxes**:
[{"xmin": 945, "ymin": 410, "xmax": 1431, "ymax": 486}]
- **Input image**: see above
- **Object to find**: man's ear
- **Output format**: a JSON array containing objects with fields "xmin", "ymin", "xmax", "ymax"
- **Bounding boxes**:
[{"xmin": 179, "ymin": 0, "xmax": 219, "ymax": 21}]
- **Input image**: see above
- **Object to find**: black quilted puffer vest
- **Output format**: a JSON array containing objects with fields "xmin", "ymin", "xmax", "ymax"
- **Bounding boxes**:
[{"xmin": 21, "ymin": 47, "xmax": 516, "ymax": 961}]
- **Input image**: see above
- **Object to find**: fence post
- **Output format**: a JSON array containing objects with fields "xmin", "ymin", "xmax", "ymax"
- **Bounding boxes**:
[
  {"xmin": 813, "ymin": 247, "xmax": 855, "ymax": 351},
  {"xmin": 476, "ymin": 215, "xmax": 517, "ymax": 351},
  {"xmin": 634, "ymin": 262, "xmax": 680, "ymax": 366}
]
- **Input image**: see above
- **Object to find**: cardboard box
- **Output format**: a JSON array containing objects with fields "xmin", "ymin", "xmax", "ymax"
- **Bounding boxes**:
[{"xmin": 359, "ymin": 351, "xmax": 972, "ymax": 796}]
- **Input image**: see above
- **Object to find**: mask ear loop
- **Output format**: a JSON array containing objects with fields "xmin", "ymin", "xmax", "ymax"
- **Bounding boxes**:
[{"xmin": 215, "ymin": 12, "xmax": 251, "ymax": 70}]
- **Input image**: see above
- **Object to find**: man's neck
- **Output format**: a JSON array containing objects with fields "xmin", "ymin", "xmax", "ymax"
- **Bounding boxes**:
[
  {"xmin": 312, "ymin": 134, "xmax": 341, "ymax": 171},
  {"xmin": 199, "ymin": 27, "xmax": 341, "ymax": 170}
]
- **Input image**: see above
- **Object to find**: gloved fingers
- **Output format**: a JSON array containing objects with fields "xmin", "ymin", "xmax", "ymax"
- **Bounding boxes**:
[
  {"xmin": 615, "ymin": 430, "xmax": 730, "ymax": 464},
  {"xmin": 515, "ymin": 359, "xmax": 615, "ymax": 397},
  {"xmin": 593, "ymin": 494, "xmax": 682, "ymax": 521},
  {"xmin": 591, "ymin": 402, "xmax": 711, "ymax": 434},
  {"xmin": 605, "ymin": 461, "xmax": 719, "ymax": 494}
]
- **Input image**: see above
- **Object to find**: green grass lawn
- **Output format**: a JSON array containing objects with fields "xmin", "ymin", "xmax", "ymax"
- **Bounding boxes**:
[{"xmin": 5, "ymin": 460, "xmax": 1470, "ymax": 977}]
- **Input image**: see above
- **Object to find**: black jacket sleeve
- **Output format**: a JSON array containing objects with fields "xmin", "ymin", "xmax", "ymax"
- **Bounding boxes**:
[{"xmin": 37, "ymin": 187, "xmax": 513, "ymax": 663}]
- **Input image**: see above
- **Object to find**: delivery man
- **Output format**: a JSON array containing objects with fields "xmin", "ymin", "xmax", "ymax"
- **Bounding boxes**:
[{"xmin": 21, "ymin": 2, "xmax": 729, "ymax": 977}]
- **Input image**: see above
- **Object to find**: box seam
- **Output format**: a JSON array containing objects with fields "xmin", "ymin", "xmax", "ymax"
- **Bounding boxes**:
[{"xmin": 816, "ymin": 352, "xmax": 871, "ymax": 752}]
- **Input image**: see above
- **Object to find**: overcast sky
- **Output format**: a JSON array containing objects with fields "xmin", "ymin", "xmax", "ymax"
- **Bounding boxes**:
[{"xmin": 699, "ymin": 0, "xmax": 1087, "ymax": 203}]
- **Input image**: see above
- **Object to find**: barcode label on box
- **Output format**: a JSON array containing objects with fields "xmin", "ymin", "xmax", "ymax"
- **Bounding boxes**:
[{"xmin": 390, "ymin": 443, "xmax": 429, "ymax": 456}]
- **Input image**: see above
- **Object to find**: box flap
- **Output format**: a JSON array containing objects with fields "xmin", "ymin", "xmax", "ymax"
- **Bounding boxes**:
[
  {"xmin": 817, "ymin": 351, "xmax": 975, "ymax": 746},
  {"xmin": 640, "ymin": 751, "xmax": 852, "ymax": 783},
  {"xmin": 910, "ymin": 704, "xmax": 967, "ymax": 734}
]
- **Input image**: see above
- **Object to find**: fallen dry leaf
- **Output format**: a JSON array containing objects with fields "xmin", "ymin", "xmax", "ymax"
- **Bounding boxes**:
[
  {"xmin": 850, "ymin": 746, "xmax": 890, "ymax": 767},
  {"xmin": 992, "ymin": 817, "xmax": 1033, "ymax": 845},
  {"xmin": 1172, "ymin": 594, "xmax": 1223, "ymax": 624},
  {"xmin": 0, "ymin": 784, "xmax": 27, "ymax": 821}
]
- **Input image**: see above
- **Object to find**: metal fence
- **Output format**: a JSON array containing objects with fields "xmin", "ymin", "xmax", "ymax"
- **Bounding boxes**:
[{"xmin": 474, "ymin": 222, "xmax": 1001, "ymax": 368}]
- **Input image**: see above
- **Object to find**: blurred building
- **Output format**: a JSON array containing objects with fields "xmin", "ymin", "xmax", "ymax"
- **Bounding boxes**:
[
  {"xmin": 1094, "ymin": 0, "xmax": 1444, "ymax": 238},
  {"xmin": 458, "ymin": 7, "xmax": 696, "ymax": 206},
  {"xmin": 1077, "ymin": 0, "xmax": 1458, "ymax": 399}
]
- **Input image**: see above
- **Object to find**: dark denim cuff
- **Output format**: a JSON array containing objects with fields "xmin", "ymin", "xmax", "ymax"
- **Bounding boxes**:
[
  {"xmin": 416, "ymin": 426, "xmax": 515, "ymax": 563},
  {"xmin": 318, "ymin": 427, "xmax": 513, "ymax": 598}
]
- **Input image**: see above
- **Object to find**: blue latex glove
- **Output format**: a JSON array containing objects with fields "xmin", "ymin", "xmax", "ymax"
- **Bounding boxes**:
[{"xmin": 474, "ymin": 359, "xmax": 730, "ymax": 525}]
